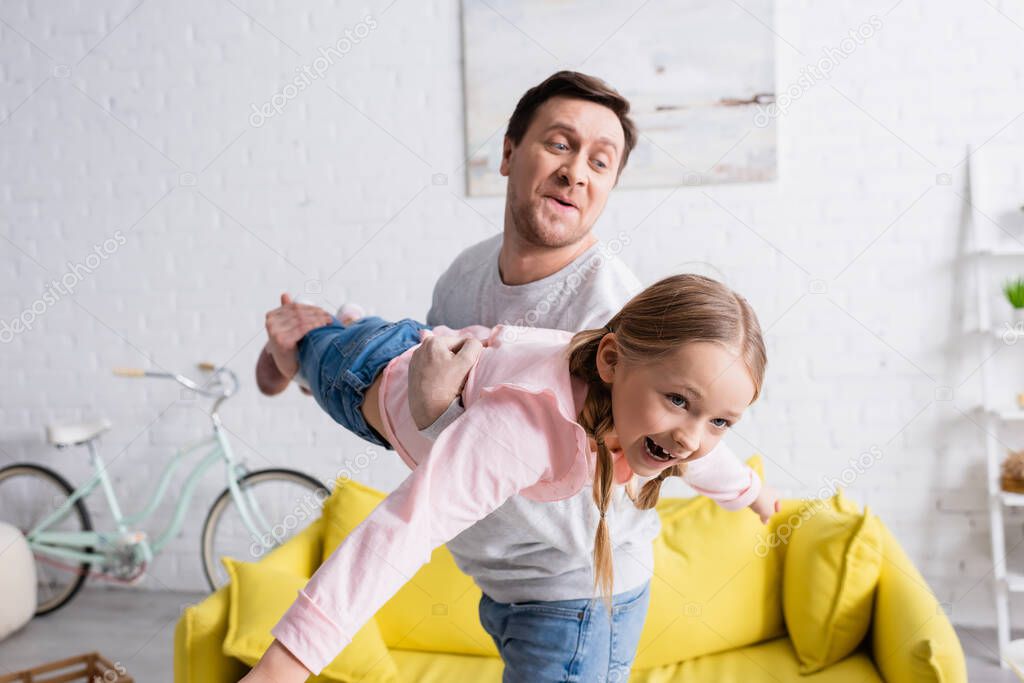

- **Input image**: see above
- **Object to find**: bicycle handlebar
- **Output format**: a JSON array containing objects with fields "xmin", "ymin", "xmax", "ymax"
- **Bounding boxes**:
[{"xmin": 112, "ymin": 363, "xmax": 240, "ymax": 399}]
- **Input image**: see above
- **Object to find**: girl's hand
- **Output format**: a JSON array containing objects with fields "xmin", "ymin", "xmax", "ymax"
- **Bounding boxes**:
[
  {"xmin": 749, "ymin": 485, "xmax": 782, "ymax": 524},
  {"xmin": 240, "ymin": 640, "xmax": 311, "ymax": 683}
]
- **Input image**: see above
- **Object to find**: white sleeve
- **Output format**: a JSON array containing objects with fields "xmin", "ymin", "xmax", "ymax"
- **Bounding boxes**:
[{"xmin": 418, "ymin": 397, "xmax": 466, "ymax": 441}]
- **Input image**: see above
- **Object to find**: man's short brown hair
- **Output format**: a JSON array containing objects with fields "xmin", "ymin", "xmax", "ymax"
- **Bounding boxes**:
[{"xmin": 505, "ymin": 70, "xmax": 638, "ymax": 180}]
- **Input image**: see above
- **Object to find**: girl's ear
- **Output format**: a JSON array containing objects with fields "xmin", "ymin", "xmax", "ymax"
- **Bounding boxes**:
[{"xmin": 596, "ymin": 333, "xmax": 618, "ymax": 384}]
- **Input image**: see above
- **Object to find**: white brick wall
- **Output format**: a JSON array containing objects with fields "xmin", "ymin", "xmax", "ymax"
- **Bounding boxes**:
[{"xmin": 2, "ymin": 0, "xmax": 1024, "ymax": 630}]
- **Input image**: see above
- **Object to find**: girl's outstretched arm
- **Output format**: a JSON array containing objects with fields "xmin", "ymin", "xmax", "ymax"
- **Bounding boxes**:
[
  {"xmin": 681, "ymin": 440, "xmax": 763, "ymax": 511},
  {"xmin": 749, "ymin": 484, "xmax": 782, "ymax": 524},
  {"xmin": 269, "ymin": 387, "xmax": 582, "ymax": 676}
]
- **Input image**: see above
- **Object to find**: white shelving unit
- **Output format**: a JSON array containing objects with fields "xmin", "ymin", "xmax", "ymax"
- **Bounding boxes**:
[{"xmin": 967, "ymin": 143, "xmax": 1024, "ymax": 670}]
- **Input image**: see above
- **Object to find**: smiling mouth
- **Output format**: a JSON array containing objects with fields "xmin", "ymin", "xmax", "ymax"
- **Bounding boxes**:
[{"xmin": 644, "ymin": 436, "xmax": 676, "ymax": 462}]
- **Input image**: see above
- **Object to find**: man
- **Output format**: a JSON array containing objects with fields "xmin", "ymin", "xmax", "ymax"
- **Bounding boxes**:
[
  {"xmin": 255, "ymin": 70, "xmax": 638, "ymax": 402},
  {"xmin": 251, "ymin": 70, "xmax": 670, "ymax": 680}
]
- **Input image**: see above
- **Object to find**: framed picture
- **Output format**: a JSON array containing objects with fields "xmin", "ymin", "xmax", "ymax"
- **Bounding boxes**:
[{"xmin": 461, "ymin": 0, "xmax": 778, "ymax": 195}]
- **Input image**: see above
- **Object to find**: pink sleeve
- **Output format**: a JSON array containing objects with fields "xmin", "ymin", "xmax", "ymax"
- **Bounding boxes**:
[
  {"xmin": 270, "ymin": 388, "xmax": 576, "ymax": 675},
  {"xmin": 420, "ymin": 324, "xmax": 493, "ymax": 342},
  {"xmin": 681, "ymin": 441, "xmax": 761, "ymax": 511}
]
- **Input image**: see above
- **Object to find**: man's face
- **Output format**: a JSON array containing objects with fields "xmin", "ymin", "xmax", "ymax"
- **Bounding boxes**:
[{"xmin": 501, "ymin": 96, "xmax": 625, "ymax": 249}]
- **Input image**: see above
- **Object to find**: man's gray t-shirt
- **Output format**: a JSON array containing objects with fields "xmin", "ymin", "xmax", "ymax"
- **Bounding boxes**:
[{"xmin": 425, "ymin": 232, "xmax": 660, "ymax": 602}]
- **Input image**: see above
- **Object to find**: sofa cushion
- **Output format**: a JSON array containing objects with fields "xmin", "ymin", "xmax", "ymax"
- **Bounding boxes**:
[
  {"xmin": 390, "ymin": 649, "xmax": 505, "ymax": 682},
  {"xmin": 221, "ymin": 557, "xmax": 399, "ymax": 682},
  {"xmin": 174, "ymin": 518, "xmax": 325, "ymax": 683},
  {"xmin": 633, "ymin": 455, "xmax": 793, "ymax": 669},
  {"xmin": 386, "ymin": 637, "xmax": 885, "ymax": 683},
  {"xmin": 783, "ymin": 498, "xmax": 883, "ymax": 673},
  {"xmin": 321, "ymin": 478, "xmax": 499, "ymax": 657},
  {"xmin": 629, "ymin": 636, "xmax": 884, "ymax": 682}
]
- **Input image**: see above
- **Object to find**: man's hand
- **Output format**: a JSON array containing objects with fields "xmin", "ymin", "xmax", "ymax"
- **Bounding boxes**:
[
  {"xmin": 750, "ymin": 484, "xmax": 782, "ymax": 525},
  {"xmin": 256, "ymin": 293, "xmax": 334, "ymax": 395},
  {"xmin": 407, "ymin": 333, "xmax": 483, "ymax": 430}
]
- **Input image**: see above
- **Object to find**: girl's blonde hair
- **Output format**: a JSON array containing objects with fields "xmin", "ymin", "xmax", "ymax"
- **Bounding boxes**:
[{"xmin": 565, "ymin": 274, "xmax": 767, "ymax": 608}]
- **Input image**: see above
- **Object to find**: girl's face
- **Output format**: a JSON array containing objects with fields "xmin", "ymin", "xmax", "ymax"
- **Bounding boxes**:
[{"xmin": 595, "ymin": 336, "xmax": 756, "ymax": 477}]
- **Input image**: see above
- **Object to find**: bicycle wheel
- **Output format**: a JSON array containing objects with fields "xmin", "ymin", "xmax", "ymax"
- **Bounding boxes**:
[
  {"xmin": 201, "ymin": 468, "xmax": 329, "ymax": 590},
  {"xmin": 0, "ymin": 463, "xmax": 93, "ymax": 615}
]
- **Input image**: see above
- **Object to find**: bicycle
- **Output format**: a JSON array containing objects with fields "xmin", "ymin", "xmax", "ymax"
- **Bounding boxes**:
[{"xmin": 0, "ymin": 362, "xmax": 329, "ymax": 615}]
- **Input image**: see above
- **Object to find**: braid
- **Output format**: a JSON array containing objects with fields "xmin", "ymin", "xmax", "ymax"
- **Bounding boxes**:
[
  {"xmin": 566, "ymin": 327, "xmax": 617, "ymax": 611},
  {"xmin": 591, "ymin": 433, "xmax": 615, "ymax": 612},
  {"xmin": 566, "ymin": 324, "xmax": 687, "ymax": 612},
  {"xmin": 632, "ymin": 463, "xmax": 685, "ymax": 509}
]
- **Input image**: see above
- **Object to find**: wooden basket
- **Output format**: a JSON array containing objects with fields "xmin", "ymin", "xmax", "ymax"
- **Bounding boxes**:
[
  {"xmin": 1002, "ymin": 475, "xmax": 1024, "ymax": 494},
  {"xmin": 0, "ymin": 652, "xmax": 133, "ymax": 683}
]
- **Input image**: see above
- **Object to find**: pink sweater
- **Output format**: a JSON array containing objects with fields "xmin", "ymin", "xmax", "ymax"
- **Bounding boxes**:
[{"xmin": 272, "ymin": 325, "xmax": 762, "ymax": 675}]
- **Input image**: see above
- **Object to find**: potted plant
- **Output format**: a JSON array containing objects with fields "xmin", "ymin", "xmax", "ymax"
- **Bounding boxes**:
[
  {"xmin": 1002, "ymin": 449, "xmax": 1024, "ymax": 494},
  {"xmin": 1003, "ymin": 276, "xmax": 1024, "ymax": 324}
]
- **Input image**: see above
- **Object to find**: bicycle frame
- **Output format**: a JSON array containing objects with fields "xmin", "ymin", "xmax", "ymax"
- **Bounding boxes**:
[{"xmin": 26, "ymin": 420, "xmax": 279, "ymax": 568}]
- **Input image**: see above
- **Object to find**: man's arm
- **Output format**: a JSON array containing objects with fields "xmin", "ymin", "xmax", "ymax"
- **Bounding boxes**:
[{"xmin": 408, "ymin": 309, "xmax": 619, "ymax": 440}]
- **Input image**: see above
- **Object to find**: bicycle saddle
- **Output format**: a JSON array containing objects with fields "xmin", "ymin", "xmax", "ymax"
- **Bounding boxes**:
[{"xmin": 46, "ymin": 418, "xmax": 112, "ymax": 447}]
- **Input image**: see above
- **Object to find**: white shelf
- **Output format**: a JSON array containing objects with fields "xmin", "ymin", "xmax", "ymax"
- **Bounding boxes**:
[
  {"xmin": 967, "ymin": 144, "xmax": 1024, "ymax": 669},
  {"xmin": 1006, "ymin": 572, "xmax": 1024, "ymax": 592},
  {"xmin": 990, "ymin": 409, "xmax": 1024, "ymax": 422},
  {"xmin": 967, "ymin": 326, "xmax": 1024, "ymax": 341},
  {"xmin": 973, "ymin": 248, "xmax": 1024, "ymax": 257},
  {"xmin": 1002, "ymin": 492, "xmax": 1024, "ymax": 507}
]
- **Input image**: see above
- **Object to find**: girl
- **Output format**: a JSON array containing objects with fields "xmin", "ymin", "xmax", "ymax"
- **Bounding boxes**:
[{"xmin": 243, "ymin": 274, "xmax": 780, "ymax": 682}]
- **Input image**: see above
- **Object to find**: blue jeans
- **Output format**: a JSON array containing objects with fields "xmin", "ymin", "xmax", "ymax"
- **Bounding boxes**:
[
  {"xmin": 479, "ymin": 580, "xmax": 651, "ymax": 683},
  {"xmin": 295, "ymin": 315, "xmax": 431, "ymax": 449}
]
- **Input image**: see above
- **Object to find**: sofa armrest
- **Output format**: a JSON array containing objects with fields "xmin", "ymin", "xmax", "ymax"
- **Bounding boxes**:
[
  {"xmin": 174, "ymin": 516, "xmax": 325, "ymax": 682},
  {"xmin": 175, "ymin": 586, "xmax": 250, "ymax": 683},
  {"xmin": 870, "ymin": 521, "xmax": 967, "ymax": 683}
]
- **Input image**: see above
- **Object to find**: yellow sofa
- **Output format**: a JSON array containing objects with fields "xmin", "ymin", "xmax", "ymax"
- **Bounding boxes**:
[{"xmin": 175, "ymin": 457, "xmax": 966, "ymax": 682}]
